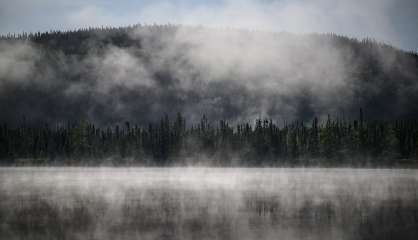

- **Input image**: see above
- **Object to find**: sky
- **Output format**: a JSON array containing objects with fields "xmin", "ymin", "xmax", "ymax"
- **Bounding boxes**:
[{"xmin": 0, "ymin": 0, "xmax": 417, "ymax": 52}]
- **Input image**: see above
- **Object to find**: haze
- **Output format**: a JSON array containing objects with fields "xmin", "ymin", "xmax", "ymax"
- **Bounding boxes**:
[{"xmin": 0, "ymin": 0, "xmax": 417, "ymax": 52}]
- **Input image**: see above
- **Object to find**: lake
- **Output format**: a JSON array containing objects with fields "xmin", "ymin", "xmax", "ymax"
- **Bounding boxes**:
[{"xmin": 1, "ymin": 168, "xmax": 418, "ymax": 240}]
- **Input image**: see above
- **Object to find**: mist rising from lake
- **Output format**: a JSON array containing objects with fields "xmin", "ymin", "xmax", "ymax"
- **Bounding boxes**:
[{"xmin": 1, "ymin": 168, "xmax": 418, "ymax": 240}]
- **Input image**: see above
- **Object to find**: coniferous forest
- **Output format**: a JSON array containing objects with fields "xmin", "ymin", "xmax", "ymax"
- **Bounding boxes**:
[
  {"xmin": 1, "ymin": 25, "xmax": 418, "ymax": 166},
  {"xmin": 1, "ymin": 110, "xmax": 417, "ymax": 166},
  {"xmin": 1, "ymin": 24, "xmax": 418, "ymax": 125}
]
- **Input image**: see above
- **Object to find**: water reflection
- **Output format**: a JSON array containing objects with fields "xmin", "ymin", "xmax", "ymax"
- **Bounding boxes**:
[{"xmin": 1, "ymin": 168, "xmax": 417, "ymax": 240}]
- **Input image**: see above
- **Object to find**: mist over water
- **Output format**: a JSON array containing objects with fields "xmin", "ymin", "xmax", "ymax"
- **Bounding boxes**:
[{"xmin": 1, "ymin": 167, "xmax": 417, "ymax": 240}]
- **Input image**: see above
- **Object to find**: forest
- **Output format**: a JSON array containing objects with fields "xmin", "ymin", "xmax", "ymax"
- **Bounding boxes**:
[
  {"xmin": 1, "ymin": 25, "xmax": 418, "ymax": 166},
  {"xmin": 1, "ymin": 24, "xmax": 418, "ymax": 125},
  {"xmin": 1, "ymin": 110, "xmax": 417, "ymax": 166}
]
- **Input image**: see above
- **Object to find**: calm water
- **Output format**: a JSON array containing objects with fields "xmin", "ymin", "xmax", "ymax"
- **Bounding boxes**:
[{"xmin": 1, "ymin": 167, "xmax": 418, "ymax": 240}]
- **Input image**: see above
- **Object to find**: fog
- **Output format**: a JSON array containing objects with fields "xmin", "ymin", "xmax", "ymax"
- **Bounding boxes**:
[
  {"xmin": 1, "ymin": 167, "xmax": 418, "ymax": 240},
  {"xmin": 1, "ymin": 25, "xmax": 418, "ymax": 125},
  {"xmin": 2, "ymin": 0, "xmax": 417, "ymax": 51}
]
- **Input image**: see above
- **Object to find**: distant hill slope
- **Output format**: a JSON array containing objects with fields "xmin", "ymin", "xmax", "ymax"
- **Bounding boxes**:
[{"xmin": 1, "ymin": 24, "xmax": 418, "ymax": 124}]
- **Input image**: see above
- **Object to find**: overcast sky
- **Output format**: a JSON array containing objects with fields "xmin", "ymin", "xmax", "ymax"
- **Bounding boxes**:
[{"xmin": 0, "ymin": 0, "xmax": 417, "ymax": 52}]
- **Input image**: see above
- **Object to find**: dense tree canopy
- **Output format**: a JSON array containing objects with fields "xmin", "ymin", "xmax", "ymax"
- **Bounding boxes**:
[{"xmin": 1, "ymin": 112, "xmax": 417, "ymax": 166}]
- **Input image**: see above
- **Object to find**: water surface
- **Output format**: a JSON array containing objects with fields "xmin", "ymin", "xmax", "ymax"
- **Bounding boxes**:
[{"xmin": 1, "ymin": 168, "xmax": 417, "ymax": 240}]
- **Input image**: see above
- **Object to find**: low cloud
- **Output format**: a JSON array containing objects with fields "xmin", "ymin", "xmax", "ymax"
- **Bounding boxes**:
[{"xmin": 0, "ymin": 24, "xmax": 417, "ymax": 125}]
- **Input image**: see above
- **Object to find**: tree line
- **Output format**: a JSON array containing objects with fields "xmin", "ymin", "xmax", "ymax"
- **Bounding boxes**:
[
  {"xmin": 2, "ymin": 23, "xmax": 417, "ymax": 55},
  {"xmin": 1, "ymin": 111, "xmax": 417, "ymax": 166}
]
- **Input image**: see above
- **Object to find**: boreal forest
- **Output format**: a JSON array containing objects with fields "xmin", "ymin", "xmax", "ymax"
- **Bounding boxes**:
[
  {"xmin": 1, "ymin": 24, "xmax": 418, "ymax": 166},
  {"xmin": 1, "ymin": 111, "xmax": 418, "ymax": 166}
]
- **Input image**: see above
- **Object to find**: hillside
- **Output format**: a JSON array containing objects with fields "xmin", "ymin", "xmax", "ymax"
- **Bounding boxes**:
[{"xmin": 1, "ymin": 24, "xmax": 418, "ymax": 125}]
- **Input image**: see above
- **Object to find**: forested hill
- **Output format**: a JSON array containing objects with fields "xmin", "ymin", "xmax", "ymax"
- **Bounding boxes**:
[{"xmin": 1, "ymin": 24, "xmax": 418, "ymax": 125}]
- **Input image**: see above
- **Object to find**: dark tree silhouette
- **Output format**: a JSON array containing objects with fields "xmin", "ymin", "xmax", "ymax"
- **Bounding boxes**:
[{"xmin": 1, "ymin": 112, "xmax": 417, "ymax": 166}]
